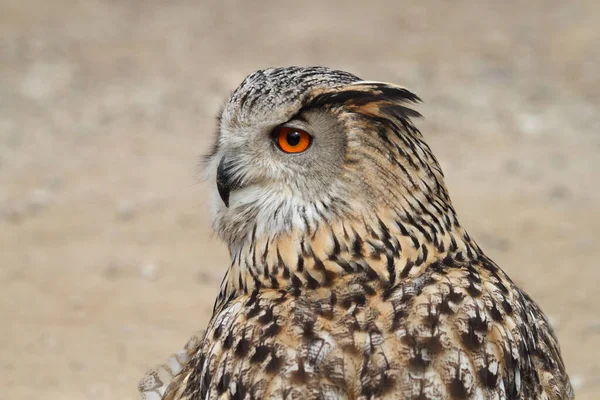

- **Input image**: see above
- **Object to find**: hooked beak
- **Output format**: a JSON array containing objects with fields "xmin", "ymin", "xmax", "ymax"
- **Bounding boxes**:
[{"xmin": 216, "ymin": 155, "xmax": 242, "ymax": 208}]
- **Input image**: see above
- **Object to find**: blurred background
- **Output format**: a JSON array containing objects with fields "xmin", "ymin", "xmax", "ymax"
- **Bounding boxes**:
[{"xmin": 1, "ymin": 0, "xmax": 599, "ymax": 398}]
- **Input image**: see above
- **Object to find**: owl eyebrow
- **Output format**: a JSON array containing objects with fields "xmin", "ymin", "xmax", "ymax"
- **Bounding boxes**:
[{"xmin": 289, "ymin": 113, "xmax": 310, "ymax": 124}]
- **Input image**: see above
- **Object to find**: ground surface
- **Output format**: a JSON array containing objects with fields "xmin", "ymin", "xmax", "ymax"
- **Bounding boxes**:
[{"xmin": 1, "ymin": 1, "xmax": 599, "ymax": 399}]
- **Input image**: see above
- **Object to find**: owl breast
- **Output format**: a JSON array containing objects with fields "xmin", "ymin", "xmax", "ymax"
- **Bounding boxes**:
[{"xmin": 169, "ymin": 256, "xmax": 568, "ymax": 400}]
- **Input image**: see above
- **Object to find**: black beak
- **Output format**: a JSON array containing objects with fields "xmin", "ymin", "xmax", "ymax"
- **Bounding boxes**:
[{"xmin": 216, "ymin": 155, "xmax": 241, "ymax": 208}]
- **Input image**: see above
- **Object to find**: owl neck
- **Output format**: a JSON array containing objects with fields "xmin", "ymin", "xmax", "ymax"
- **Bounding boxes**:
[{"xmin": 213, "ymin": 204, "xmax": 481, "ymax": 311}]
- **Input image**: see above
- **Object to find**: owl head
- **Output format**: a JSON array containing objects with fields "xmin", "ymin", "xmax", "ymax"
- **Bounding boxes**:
[{"xmin": 204, "ymin": 67, "xmax": 451, "ymax": 250}]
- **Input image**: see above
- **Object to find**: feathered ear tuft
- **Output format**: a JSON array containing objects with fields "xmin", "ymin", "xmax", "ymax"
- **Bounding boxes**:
[
  {"xmin": 349, "ymin": 81, "xmax": 422, "ymax": 104},
  {"xmin": 302, "ymin": 81, "xmax": 422, "ymax": 121}
]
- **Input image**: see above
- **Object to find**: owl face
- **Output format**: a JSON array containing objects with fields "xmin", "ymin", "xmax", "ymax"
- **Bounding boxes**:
[{"xmin": 204, "ymin": 67, "xmax": 441, "ymax": 248}]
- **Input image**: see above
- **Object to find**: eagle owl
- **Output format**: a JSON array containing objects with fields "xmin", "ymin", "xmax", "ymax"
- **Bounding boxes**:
[{"xmin": 139, "ymin": 67, "xmax": 573, "ymax": 399}]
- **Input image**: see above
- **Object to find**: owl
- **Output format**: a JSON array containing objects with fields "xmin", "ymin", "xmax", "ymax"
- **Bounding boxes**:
[{"xmin": 139, "ymin": 66, "xmax": 573, "ymax": 399}]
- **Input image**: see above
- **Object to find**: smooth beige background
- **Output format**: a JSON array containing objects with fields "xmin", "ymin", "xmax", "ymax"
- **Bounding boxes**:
[{"xmin": 1, "ymin": 1, "xmax": 599, "ymax": 398}]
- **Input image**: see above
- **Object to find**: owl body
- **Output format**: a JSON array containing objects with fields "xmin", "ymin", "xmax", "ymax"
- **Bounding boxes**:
[{"xmin": 139, "ymin": 67, "xmax": 573, "ymax": 399}]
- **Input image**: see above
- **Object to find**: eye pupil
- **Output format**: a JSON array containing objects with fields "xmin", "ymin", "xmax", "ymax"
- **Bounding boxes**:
[{"xmin": 286, "ymin": 131, "xmax": 301, "ymax": 146}]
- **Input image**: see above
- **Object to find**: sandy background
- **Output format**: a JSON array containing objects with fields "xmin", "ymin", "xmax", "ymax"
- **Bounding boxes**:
[{"xmin": 1, "ymin": 1, "xmax": 599, "ymax": 399}]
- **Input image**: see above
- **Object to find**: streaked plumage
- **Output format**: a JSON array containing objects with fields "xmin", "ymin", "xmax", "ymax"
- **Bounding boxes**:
[{"xmin": 139, "ymin": 66, "xmax": 573, "ymax": 399}]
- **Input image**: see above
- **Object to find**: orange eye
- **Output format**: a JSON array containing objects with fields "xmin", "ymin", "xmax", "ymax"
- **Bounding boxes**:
[{"xmin": 273, "ymin": 126, "xmax": 312, "ymax": 154}]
